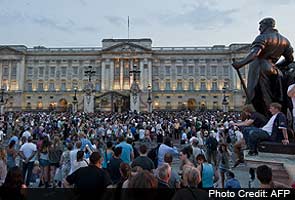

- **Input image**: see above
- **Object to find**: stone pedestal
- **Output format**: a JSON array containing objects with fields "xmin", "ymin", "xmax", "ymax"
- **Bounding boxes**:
[
  {"xmin": 130, "ymin": 82, "xmax": 140, "ymax": 113},
  {"xmin": 84, "ymin": 95, "xmax": 94, "ymax": 113},
  {"xmin": 130, "ymin": 93, "xmax": 140, "ymax": 112}
]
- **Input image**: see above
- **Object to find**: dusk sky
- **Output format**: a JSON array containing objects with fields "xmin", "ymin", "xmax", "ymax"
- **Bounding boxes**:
[{"xmin": 1, "ymin": 0, "xmax": 294, "ymax": 47}]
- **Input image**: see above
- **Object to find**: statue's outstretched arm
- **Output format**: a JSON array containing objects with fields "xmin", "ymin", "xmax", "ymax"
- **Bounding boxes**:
[{"xmin": 232, "ymin": 47, "xmax": 261, "ymax": 69}]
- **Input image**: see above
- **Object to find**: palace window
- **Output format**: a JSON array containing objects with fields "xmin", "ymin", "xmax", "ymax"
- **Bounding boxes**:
[
  {"xmin": 165, "ymin": 66, "xmax": 171, "ymax": 75},
  {"xmin": 50, "ymin": 67, "xmax": 55, "ymax": 77},
  {"xmin": 200, "ymin": 81, "xmax": 206, "ymax": 90},
  {"xmin": 27, "ymin": 82, "xmax": 32, "ymax": 91},
  {"xmin": 200, "ymin": 66, "xmax": 206, "ymax": 76},
  {"xmin": 37, "ymin": 82, "xmax": 44, "ymax": 91},
  {"xmin": 176, "ymin": 66, "xmax": 182, "ymax": 74},
  {"xmin": 189, "ymin": 80, "xmax": 194, "ymax": 91},
  {"xmin": 223, "ymin": 66, "xmax": 229, "ymax": 76},
  {"xmin": 49, "ymin": 82, "xmax": 55, "ymax": 91},
  {"xmin": 61, "ymin": 82, "xmax": 66, "ymax": 91},
  {"xmin": 188, "ymin": 66, "xmax": 194, "ymax": 74},
  {"xmin": 61, "ymin": 67, "xmax": 67, "ymax": 77},
  {"xmin": 211, "ymin": 66, "xmax": 217, "ymax": 76},
  {"xmin": 72, "ymin": 66, "xmax": 78, "ymax": 76},
  {"xmin": 212, "ymin": 82, "xmax": 218, "ymax": 90},
  {"xmin": 176, "ymin": 80, "xmax": 183, "ymax": 90},
  {"xmin": 39, "ymin": 67, "xmax": 44, "ymax": 77},
  {"xmin": 165, "ymin": 80, "xmax": 171, "ymax": 91}
]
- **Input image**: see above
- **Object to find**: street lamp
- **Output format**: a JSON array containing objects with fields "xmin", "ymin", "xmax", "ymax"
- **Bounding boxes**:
[
  {"xmin": 84, "ymin": 66, "xmax": 96, "ymax": 82},
  {"xmin": 72, "ymin": 87, "xmax": 78, "ymax": 113},
  {"xmin": 0, "ymin": 87, "xmax": 8, "ymax": 115},
  {"xmin": 147, "ymin": 84, "xmax": 152, "ymax": 113},
  {"xmin": 222, "ymin": 86, "xmax": 229, "ymax": 112}
]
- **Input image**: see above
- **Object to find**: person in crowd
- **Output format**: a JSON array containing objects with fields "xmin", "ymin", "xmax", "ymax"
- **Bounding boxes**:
[
  {"xmin": 131, "ymin": 144, "xmax": 155, "ymax": 171},
  {"xmin": 256, "ymin": 165, "xmax": 290, "ymax": 188},
  {"xmin": 287, "ymin": 81, "xmax": 295, "ymax": 130},
  {"xmin": 179, "ymin": 147, "xmax": 194, "ymax": 172},
  {"xmin": 233, "ymin": 126, "xmax": 245, "ymax": 168},
  {"xmin": 6, "ymin": 140, "xmax": 17, "ymax": 169},
  {"xmin": 156, "ymin": 163, "xmax": 171, "ymax": 188},
  {"xmin": 196, "ymin": 154, "xmax": 216, "ymax": 189},
  {"xmin": 205, "ymin": 132, "xmax": 218, "ymax": 166},
  {"xmin": 115, "ymin": 136, "xmax": 134, "ymax": 164},
  {"xmin": 38, "ymin": 136, "xmax": 50, "ymax": 187},
  {"xmin": 247, "ymin": 103, "xmax": 289, "ymax": 156},
  {"xmin": 190, "ymin": 138, "xmax": 205, "ymax": 166},
  {"xmin": 1, "ymin": 166, "xmax": 27, "ymax": 199},
  {"xmin": 19, "ymin": 136, "xmax": 37, "ymax": 186},
  {"xmin": 64, "ymin": 152, "xmax": 111, "ymax": 188},
  {"xmin": 233, "ymin": 104, "xmax": 267, "ymax": 147},
  {"xmin": 107, "ymin": 147, "xmax": 123, "ymax": 185},
  {"xmin": 217, "ymin": 143, "xmax": 231, "ymax": 188},
  {"xmin": 48, "ymin": 135, "xmax": 63, "ymax": 187},
  {"xmin": 60, "ymin": 143, "xmax": 73, "ymax": 182},
  {"xmin": 69, "ymin": 141, "xmax": 82, "ymax": 174},
  {"xmin": 157, "ymin": 137, "xmax": 178, "ymax": 167},
  {"xmin": 71, "ymin": 151, "xmax": 88, "ymax": 174},
  {"xmin": 117, "ymin": 162, "xmax": 131, "ymax": 189},
  {"xmin": 0, "ymin": 148, "xmax": 7, "ymax": 186},
  {"xmin": 164, "ymin": 153, "xmax": 181, "ymax": 189},
  {"xmin": 224, "ymin": 171, "xmax": 241, "ymax": 188},
  {"xmin": 128, "ymin": 170, "xmax": 158, "ymax": 188},
  {"xmin": 102, "ymin": 141, "xmax": 114, "ymax": 169}
]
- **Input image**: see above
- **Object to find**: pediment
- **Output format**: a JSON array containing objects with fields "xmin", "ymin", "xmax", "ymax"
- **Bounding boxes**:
[
  {"xmin": 0, "ymin": 46, "xmax": 25, "ymax": 55},
  {"xmin": 102, "ymin": 42, "xmax": 151, "ymax": 53}
]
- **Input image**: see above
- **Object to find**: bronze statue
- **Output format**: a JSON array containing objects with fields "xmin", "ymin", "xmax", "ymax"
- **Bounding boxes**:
[{"xmin": 232, "ymin": 18, "xmax": 294, "ymax": 117}]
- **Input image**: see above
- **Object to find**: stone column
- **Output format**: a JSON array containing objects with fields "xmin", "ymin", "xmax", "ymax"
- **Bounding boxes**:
[
  {"xmin": 110, "ymin": 59, "xmax": 114, "ymax": 90},
  {"xmin": 18, "ymin": 56, "xmax": 26, "ymax": 91},
  {"xmin": 0, "ymin": 61, "xmax": 2, "ymax": 86},
  {"xmin": 139, "ymin": 59, "xmax": 144, "ymax": 90},
  {"xmin": 120, "ymin": 59, "xmax": 123, "ymax": 90},
  {"xmin": 101, "ymin": 61, "xmax": 105, "ymax": 91}
]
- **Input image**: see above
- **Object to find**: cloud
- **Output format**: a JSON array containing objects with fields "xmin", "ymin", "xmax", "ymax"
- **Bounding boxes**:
[
  {"xmin": 0, "ymin": 11, "xmax": 26, "ymax": 25},
  {"xmin": 159, "ymin": 4, "xmax": 238, "ymax": 30},
  {"xmin": 104, "ymin": 16, "xmax": 125, "ymax": 27},
  {"xmin": 32, "ymin": 16, "xmax": 75, "ymax": 32}
]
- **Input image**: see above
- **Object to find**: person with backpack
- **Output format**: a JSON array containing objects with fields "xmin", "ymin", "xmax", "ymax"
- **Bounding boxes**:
[{"xmin": 205, "ymin": 132, "xmax": 218, "ymax": 166}]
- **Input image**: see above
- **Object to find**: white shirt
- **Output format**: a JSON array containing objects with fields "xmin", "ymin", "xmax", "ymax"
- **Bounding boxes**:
[
  {"xmin": 181, "ymin": 132, "xmax": 187, "ymax": 141},
  {"xmin": 261, "ymin": 113, "xmax": 278, "ymax": 135},
  {"xmin": 235, "ymin": 130, "xmax": 243, "ymax": 141},
  {"xmin": 20, "ymin": 142, "xmax": 37, "ymax": 162},
  {"xmin": 22, "ymin": 131, "xmax": 31, "ymax": 139},
  {"xmin": 288, "ymin": 84, "xmax": 295, "ymax": 117},
  {"xmin": 69, "ymin": 149, "xmax": 79, "ymax": 174}
]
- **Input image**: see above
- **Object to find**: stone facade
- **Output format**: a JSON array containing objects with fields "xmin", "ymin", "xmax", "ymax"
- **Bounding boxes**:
[{"xmin": 0, "ymin": 39, "xmax": 250, "ymax": 112}]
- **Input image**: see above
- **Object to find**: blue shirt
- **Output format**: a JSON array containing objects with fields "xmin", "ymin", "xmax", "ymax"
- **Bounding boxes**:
[
  {"xmin": 80, "ymin": 138, "xmax": 94, "ymax": 151},
  {"xmin": 157, "ymin": 144, "xmax": 178, "ymax": 167},
  {"xmin": 116, "ymin": 141, "xmax": 133, "ymax": 164},
  {"xmin": 225, "ymin": 178, "xmax": 241, "ymax": 189}
]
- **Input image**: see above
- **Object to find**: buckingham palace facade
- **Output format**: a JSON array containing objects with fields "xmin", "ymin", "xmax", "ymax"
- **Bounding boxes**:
[{"xmin": 0, "ymin": 38, "xmax": 250, "ymax": 112}]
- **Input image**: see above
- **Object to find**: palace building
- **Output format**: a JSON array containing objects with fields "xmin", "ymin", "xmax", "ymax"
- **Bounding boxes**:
[{"xmin": 0, "ymin": 39, "xmax": 250, "ymax": 112}]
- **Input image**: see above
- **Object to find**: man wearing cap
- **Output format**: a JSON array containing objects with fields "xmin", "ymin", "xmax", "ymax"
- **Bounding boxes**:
[{"xmin": 232, "ymin": 17, "xmax": 294, "ymax": 116}]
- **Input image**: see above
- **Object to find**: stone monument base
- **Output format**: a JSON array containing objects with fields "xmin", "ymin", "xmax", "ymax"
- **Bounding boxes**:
[{"xmin": 244, "ymin": 150, "xmax": 295, "ymax": 186}]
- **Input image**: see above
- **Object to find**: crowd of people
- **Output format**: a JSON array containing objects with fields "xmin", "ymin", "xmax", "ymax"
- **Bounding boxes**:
[{"xmin": 0, "ymin": 107, "xmax": 293, "ymax": 196}]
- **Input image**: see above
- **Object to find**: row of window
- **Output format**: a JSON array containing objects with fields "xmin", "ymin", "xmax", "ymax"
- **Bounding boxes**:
[
  {"xmin": 152, "ymin": 80, "xmax": 229, "ymax": 91},
  {"xmin": 26, "ymin": 66, "xmax": 102, "ymax": 77},
  {"xmin": 153, "ymin": 65, "xmax": 233, "ymax": 76},
  {"xmin": 26, "ymin": 82, "xmax": 101, "ymax": 92}
]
